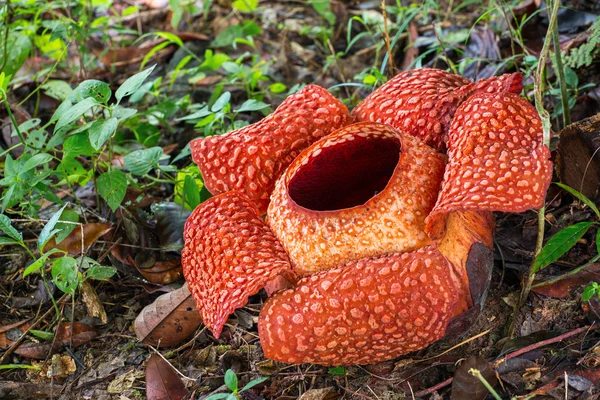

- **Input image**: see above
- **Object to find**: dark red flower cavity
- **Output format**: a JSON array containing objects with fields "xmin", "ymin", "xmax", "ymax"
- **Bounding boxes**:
[{"xmin": 287, "ymin": 134, "xmax": 401, "ymax": 211}]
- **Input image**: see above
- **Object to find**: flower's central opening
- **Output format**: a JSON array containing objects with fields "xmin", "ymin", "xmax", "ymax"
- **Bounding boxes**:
[{"xmin": 288, "ymin": 134, "xmax": 401, "ymax": 211}]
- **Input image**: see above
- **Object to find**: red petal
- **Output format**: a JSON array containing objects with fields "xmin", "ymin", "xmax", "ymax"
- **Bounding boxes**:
[
  {"xmin": 352, "ymin": 69, "xmax": 523, "ymax": 152},
  {"xmin": 190, "ymin": 85, "xmax": 351, "ymax": 214},
  {"xmin": 352, "ymin": 68, "xmax": 470, "ymax": 151},
  {"xmin": 182, "ymin": 191, "xmax": 294, "ymax": 338},
  {"xmin": 258, "ymin": 246, "xmax": 460, "ymax": 366},
  {"xmin": 426, "ymin": 92, "xmax": 553, "ymax": 237},
  {"xmin": 267, "ymin": 122, "xmax": 446, "ymax": 275}
]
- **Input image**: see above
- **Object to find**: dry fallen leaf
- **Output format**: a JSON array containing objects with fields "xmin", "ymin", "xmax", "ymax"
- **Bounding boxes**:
[
  {"xmin": 145, "ymin": 353, "xmax": 189, "ymax": 400},
  {"xmin": 44, "ymin": 223, "xmax": 112, "ymax": 255},
  {"xmin": 0, "ymin": 320, "xmax": 31, "ymax": 349},
  {"xmin": 14, "ymin": 322, "xmax": 97, "ymax": 359},
  {"xmin": 134, "ymin": 283, "xmax": 202, "ymax": 347},
  {"xmin": 81, "ymin": 280, "xmax": 108, "ymax": 324}
]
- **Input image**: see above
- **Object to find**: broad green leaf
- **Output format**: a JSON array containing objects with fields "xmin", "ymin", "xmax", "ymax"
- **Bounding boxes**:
[
  {"xmin": 51, "ymin": 256, "xmax": 79, "ymax": 294},
  {"xmin": 41, "ymin": 80, "xmax": 73, "ymax": 101},
  {"xmin": 0, "ymin": 214, "xmax": 22, "ymax": 242},
  {"xmin": 268, "ymin": 82, "xmax": 286, "ymax": 93},
  {"xmin": 124, "ymin": 147, "xmax": 164, "ymax": 176},
  {"xmin": 97, "ymin": 170, "xmax": 127, "ymax": 212},
  {"xmin": 582, "ymin": 284, "xmax": 597, "ymax": 302},
  {"xmin": 533, "ymin": 222, "xmax": 594, "ymax": 272},
  {"xmin": 38, "ymin": 204, "xmax": 67, "ymax": 249},
  {"xmin": 240, "ymin": 377, "xmax": 268, "ymax": 392},
  {"xmin": 112, "ymin": 106, "xmax": 138, "ymax": 121},
  {"xmin": 22, "ymin": 153, "xmax": 53, "ymax": 174},
  {"xmin": 71, "ymin": 79, "xmax": 112, "ymax": 104},
  {"xmin": 23, "ymin": 248, "xmax": 64, "ymax": 276},
  {"xmin": 89, "ymin": 117, "xmax": 118, "ymax": 150},
  {"xmin": 50, "ymin": 99, "xmax": 73, "ymax": 123},
  {"xmin": 115, "ymin": 65, "xmax": 156, "ymax": 104},
  {"xmin": 232, "ymin": 0, "xmax": 258, "ymax": 12},
  {"xmin": 12, "ymin": 119, "xmax": 41, "ymax": 137},
  {"xmin": 183, "ymin": 175, "xmax": 201, "ymax": 210},
  {"xmin": 0, "ymin": 32, "xmax": 32, "ymax": 78},
  {"xmin": 211, "ymin": 92, "xmax": 231, "ymax": 112},
  {"xmin": 86, "ymin": 265, "xmax": 117, "ymax": 280},
  {"xmin": 55, "ymin": 97, "xmax": 96, "ymax": 132},
  {"xmin": 55, "ymin": 209, "xmax": 79, "ymax": 244},
  {"xmin": 154, "ymin": 31, "xmax": 184, "ymax": 47},
  {"xmin": 235, "ymin": 99, "xmax": 269, "ymax": 113},
  {"xmin": 63, "ymin": 133, "xmax": 95, "ymax": 159},
  {"xmin": 555, "ymin": 182, "xmax": 600, "ymax": 218},
  {"xmin": 224, "ymin": 369, "xmax": 238, "ymax": 392},
  {"xmin": 33, "ymin": 33, "xmax": 66, "ymax": 59},
  {"xmin": 0, "ymin": 237, "xmax": 20, "ymax": 245}
]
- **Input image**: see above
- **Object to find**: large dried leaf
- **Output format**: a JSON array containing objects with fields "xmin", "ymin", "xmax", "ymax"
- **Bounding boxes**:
[
  {"xmin": 44, "ymin": 223, "xmax": 112, "ymax": 255},
  {"xmin": 145, "ymin": 353, "xmax": 189, "ymax": 400},
  {"xmin": 13, "ymin": 322, "xmax": 97, "ymax": 359},
  {"xmin": 0, "ymin": 320, "xmax": 31, "ymax": 349},
  {"xmin": 134, "ymin": 283, "xmax": 202, "ymax": 347}
]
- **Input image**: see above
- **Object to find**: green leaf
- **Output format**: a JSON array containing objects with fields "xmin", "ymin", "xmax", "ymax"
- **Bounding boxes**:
[
  {"xmin": 183, "ymin": 175, "xmax": 201, "ymax": 210},
  {"xmin": 0, "ymin": 32, "xmax": 32, "ymax": 78},
  {"xmin": 211, "ymin": 92, "xmax": 231, "ymax": 112},
  {"xmin": 38, "ymin": 204, "xmax": 67, "ymax": 250},
  {"xmin": 86, "ymin": 265, "xmax": 117, "ymax": 280},
  {"xmin": 328, "ymin": 366, "xmax": 346, "ymax": 375},
  {"xmin": 597, "ymin": 228, "xmax": 600, "ymax": 255},
  {"xmin": 63, "ymin": 133, "xmax": 95, "ymax": 159},
  {"xmin": 115, "ymin": 65, "xmax": 156, "ymax": 104},
  {"xmin": 224, "ymin": 369, "xmax": 238, "ymax": 392},
  {"xmin": 51, "ymin": 256, "xmax": 80, "ymax": 295},
  {"xmin": 97, "ymin": 170, "xmax": 127, "ymax": 212},
  {"xmin": 0, "ymin": 214, "xmax": 22, "ymax": 242},
  {"xmin": 55, "ymin": 97, "xmax": 96, "ymax": 132},
  {"xmin": 240, "ymin": 377, "xmax": 268, "ymax": 392},
  {"xmin": 204, "ymin": 394, "xmax": 231, "ymax": 400},
  {"xmin": 555, "ymin": 182, "xmax": 600, "ymax": 218},
  {"xmin": 582, "ymin": 284, "xmax": 597, "ymax": 302},
  {"xmin": 0, "ymin": 237, "xmax": 20, "ymax": 245},
  {"xmin": 88, "ymin": 117, "xmax": 118, "ymax": 150},
  {"xmin": 154, "ymin": 31, "xmax": 184, "ymax": 47},
  {"xmin": 41, "ymin": 80, "xmax": 73, "ymax": 101},
  {"xmin": 22, "ymin": 153, "xmax": 53, "ymax": 174},
  {"xmin": 533, "ymin": 222, "xmax": 594, "ymax": 272},
  {"xmin": 55, "ymin": 209, "xmax": 79, "ymax": 244},
  {"xmin": 71, "ymin": 80, "xmax": 112, "ymax": 104},
  {"xmin": 29, "ymin": 329, "xmax": 54, "ymax": 341},
  {"xmin": 0, "ymin": 364, "xmax": 41, "ymax": 371},
  {"xmin": 124, "ymin": 147, "xmax": 164, "ymax": 176},
  {"xmin": 268, "ymin": 82, "xmax": 286, "ymax": 93},
  {"xmin": 23, "ymin": 248, "xmax": 64, "ymax": 276},
  {"xmin": 232, "ymin": 0, "xmax": 258, "ymax": 12},
  {"xmin": 235, "ymin": 99, "xmax": 269, "ymax": 113}
]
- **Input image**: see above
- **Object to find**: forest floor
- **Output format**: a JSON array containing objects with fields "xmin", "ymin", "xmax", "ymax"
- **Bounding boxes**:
[{"xmin": 1, "ymin": 0, "xmax": 600, "ymax": 399}]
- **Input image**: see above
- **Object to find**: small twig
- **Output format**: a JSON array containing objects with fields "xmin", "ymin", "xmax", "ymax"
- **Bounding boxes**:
[
  {"xmin": 147, "ymin": 345, "xmax": 196, "ymax": 382},
  {"xmin": 413, "ymin": 377, "xmax": 453, "ymax": 397}
]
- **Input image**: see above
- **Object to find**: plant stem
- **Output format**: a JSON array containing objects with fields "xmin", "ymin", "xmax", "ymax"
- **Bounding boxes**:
[
  {"xmin": 507, "ymin": 0, "xmax": 560, "ymax": 338},
  {"xmin": 551, "ymin": 0, "xmax": 570, "ymax": 127},
  {"xmin": 468, "ymin": 369, "xmax": 502, "ymax": 400}
]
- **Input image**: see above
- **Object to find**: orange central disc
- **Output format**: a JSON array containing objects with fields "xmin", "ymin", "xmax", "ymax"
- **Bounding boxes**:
[{"xmin": 267, "ymin": 122, "xmax": 447, "ymax": 275}]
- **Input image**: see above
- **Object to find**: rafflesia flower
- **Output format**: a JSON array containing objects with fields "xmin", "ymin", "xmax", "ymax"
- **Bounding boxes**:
[{"xmin": 182, "ymin": 68, "xmax": 553, "ymax": 366}]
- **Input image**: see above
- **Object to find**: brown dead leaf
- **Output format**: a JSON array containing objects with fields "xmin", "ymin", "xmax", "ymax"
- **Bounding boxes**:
[
  {"xmin": 135, "ymin": 257, "xmax": 183, "ymax": 285},
  {"xmin": 134, "ymin": 283, "xmax": 202, "ymax": 347},
  {"xmin": 44, "ymin": 223, "xmax": 112, "ymax": 255},
  {"xmin": 145, "ymin": 353, "xmax": 189, "ymax": 400},
  {"xmin": 14, "ymin": 322, "xmax": 97, "ymax": 359},
  {"xmin": 81, "ymin": 280, "xmax": 108, "ymax": 324},
  {"xmin": 0, "ymin": 320, "xmax": 31, "ymax": 349},
  {"xmin": 47, "ymin": 354, "xmax": 77, "ymax": 379},
  {"xmin": 532, "ymin": 264, "xmax": 600, "ymax": 298}
]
